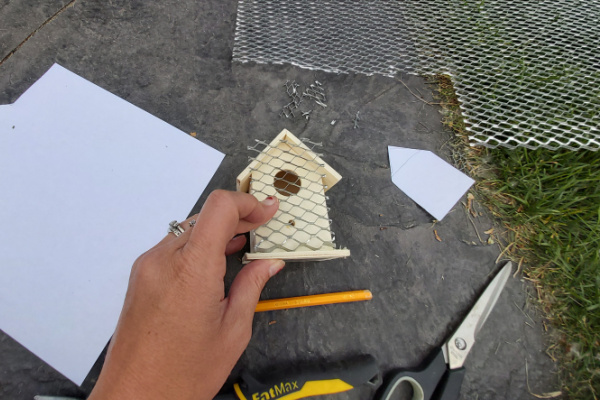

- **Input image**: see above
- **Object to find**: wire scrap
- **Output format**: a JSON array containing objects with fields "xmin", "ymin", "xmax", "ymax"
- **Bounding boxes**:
[
  {"xmin": 353, "ymin": 111, "xmax": 361, "ymax": 129},
  {"xmin": 280, "ymin": 80, "xmax": 328, "ymax": 119}
]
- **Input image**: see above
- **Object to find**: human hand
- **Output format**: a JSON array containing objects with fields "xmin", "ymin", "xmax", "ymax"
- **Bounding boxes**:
[{"xmin": 88, "ymin": 190, "xmax": 284, "ymax": 400}]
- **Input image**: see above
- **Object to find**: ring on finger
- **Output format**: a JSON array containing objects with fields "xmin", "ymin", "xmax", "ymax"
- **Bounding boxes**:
[{"xmin": 168, "ymin": 220, "xmax": 185, "ymax": 237}]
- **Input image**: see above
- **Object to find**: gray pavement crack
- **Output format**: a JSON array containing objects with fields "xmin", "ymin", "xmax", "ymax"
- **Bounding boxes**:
[
  {"xmin": 0, "ymin": 0, "xmax": 77, "ymax": 67},
  {"xmin": 359, "ymin": 84, "xmax": 397, "ymax": 107},
  {"xmin": 323, "ymin": 149, "xmax": 389, "ymax": 170}
]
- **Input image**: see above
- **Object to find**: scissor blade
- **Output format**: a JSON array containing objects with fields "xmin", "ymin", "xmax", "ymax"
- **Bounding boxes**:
[{"xmin": 444, "ymin": 262, "xmax": 512, "ymax": 370}]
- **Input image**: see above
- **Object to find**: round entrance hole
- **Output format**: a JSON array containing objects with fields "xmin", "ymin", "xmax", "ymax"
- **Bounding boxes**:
[{"xmin": 273, "ymin": 170, "xmax": 301, "ymax": 196}]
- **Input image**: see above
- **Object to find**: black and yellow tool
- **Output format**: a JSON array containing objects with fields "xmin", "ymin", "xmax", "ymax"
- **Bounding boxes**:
[{"xmin": 214, "ymin": 355, "xmax": 380, "ymax": 400}]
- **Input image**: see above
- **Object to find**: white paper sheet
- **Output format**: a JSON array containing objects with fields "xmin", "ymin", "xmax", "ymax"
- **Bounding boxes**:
[
  {"xmin": 388, "ymin": 146, "xmax": 474, "ymax": 221},
  {"xmin": 0, "ymin": 64, "xmax": 224, "ymax": 385}
]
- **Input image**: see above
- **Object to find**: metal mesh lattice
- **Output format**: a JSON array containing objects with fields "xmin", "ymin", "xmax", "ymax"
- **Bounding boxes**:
[
  {"xmin": 247, "ymin": 138, "xmax": 339, "ymax": 254},
  {"xmin": 234, "ymin": 0, "xmax": 600, "ymax": 151}
]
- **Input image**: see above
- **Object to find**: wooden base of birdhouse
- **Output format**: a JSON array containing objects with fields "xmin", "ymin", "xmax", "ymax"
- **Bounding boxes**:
[{"xmin": 242, "ymin": 249, "xmax": 351, "ymax": 264}]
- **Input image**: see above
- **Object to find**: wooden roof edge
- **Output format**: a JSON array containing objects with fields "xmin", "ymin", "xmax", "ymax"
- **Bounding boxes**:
[
  {"xmin": 280, "ymin": 129, "xmax": 342, "ymax": 192},
  {"xmin": 236, "ymin": 129, "xmax": 342, "ymax": 193}
]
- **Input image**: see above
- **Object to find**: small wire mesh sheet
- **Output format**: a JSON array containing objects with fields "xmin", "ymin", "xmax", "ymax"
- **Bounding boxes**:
[
  {"xmin": 234, "ymin": 0, "xmax": 600, "ymax": 151},
  {"xmin": 247, "ymin": 137, "xmax": 338, "ymax": 254}
]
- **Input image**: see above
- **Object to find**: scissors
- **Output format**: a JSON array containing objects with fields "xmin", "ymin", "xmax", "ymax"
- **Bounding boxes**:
[{"xmin": 377, "ymin": 261, "xmax": 512, "ymax": 400}]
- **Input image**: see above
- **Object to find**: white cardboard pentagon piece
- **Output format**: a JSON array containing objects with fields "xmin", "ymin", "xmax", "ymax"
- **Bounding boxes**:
[
  {"xmin": 388, "ymin": 146, "xmax": 474, "ymax": 221},
  {"xmin": 0, "ymin": 64, "xmax": 224, "ymax": 385},
  {"xmin": 237, "ymin": 129, "xmax": 350, "ymax": 262}
]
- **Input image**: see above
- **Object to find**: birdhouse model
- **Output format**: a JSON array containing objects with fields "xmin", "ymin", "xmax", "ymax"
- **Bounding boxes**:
[{"xmin": 237, "ymin": 129, "xmax": 350, "ymax": 263}]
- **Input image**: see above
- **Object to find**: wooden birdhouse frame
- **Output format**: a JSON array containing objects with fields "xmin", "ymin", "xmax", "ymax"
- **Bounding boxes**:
[{"xmin": 237, "ymin": 129, "xmax": 350, "ymax": 263}]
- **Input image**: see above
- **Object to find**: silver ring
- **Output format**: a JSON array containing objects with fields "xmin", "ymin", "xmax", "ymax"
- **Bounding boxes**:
[
  {"xmin": 168, "ymin": 220, "xmax": 185, "ymax": 237},
  {"xmin": 189, "ymin": 219, "xmax": 196, "ymax": 227}
]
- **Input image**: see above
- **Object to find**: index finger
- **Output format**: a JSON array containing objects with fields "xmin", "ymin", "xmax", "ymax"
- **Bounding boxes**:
[{"xmin": 185, "ymin": 190, "xmax": 279, "ymax": 257}]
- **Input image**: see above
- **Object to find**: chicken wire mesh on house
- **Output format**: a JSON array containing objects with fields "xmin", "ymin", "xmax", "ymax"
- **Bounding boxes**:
[
  {"xmin": 233, "ymin": 0, "xmax": 600, "ymax": 151},
  {"xmin": 246, "ymin": 137, "xmax": 339, "ymax": 254}
]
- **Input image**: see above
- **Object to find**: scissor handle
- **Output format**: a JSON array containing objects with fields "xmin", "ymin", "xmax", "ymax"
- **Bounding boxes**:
[
  {"xmin": 434, "ymin": 368, "xmax": 465, "ymax": 400},
  {"xmin": 377, "ymin": 349, "xmax": 448, "ymax": 400},
  {"xmin": 378, "ymin": 373, "xmax": 426, "ymax": 400}
]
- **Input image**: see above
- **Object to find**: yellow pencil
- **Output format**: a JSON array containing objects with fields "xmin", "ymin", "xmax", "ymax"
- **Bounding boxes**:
[{"xmin": 255, "ymin": 290, "xmax": 373, "ymax": 312}]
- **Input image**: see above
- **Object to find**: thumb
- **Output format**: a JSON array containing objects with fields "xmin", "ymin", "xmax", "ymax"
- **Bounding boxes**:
[{"xmin": 224, "ymin": 259, "xmax": 285, "ymax": 328}]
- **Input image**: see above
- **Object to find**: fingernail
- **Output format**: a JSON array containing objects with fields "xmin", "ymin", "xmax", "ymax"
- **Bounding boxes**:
[
  {"xmin": 232, "ymin": 235, "xmax": 245, "ymax": 242},
  {"xmin": 268, "ymin": 260, "xmax": 285, "ymax": 277},
  {"xmin": 262, "ymin": 196, "xmax": 278, "ymax": 206}
]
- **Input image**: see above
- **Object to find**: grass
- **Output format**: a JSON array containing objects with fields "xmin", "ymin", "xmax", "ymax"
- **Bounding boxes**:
[{"xmin": 434, "ymin": 75, "xmax": 600, "ymax": 399}]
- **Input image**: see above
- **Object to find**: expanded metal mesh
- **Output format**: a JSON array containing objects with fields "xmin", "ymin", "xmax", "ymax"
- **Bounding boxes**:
[
  {"xmin": 247, "ymin": 138, "xmax": 339, "ymax": 254},
  {"xmin": 233, "ymin": 0, "xmax": 600, "ymax": 151}
]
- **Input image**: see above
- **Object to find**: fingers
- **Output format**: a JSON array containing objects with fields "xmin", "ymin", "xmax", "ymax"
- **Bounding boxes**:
[
  {"xmin": 225, "ymin": 235, "xmax": 247, "ymax": 255},
  {"xmin": 223, "ymin": 259, "xmax": 285, "ymax": 331},
  {"xmin": 186, "ymin": 190, "xmax": 279, "ymax": 258}
]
